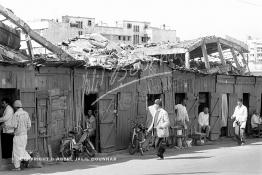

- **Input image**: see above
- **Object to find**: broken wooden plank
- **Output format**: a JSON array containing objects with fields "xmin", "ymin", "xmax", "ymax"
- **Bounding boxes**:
[
  {"xmin": 230, "ymin": 48, "xmax": 241, "ymax": 69},
  {"xmin": 0, "ymin": 4, "xmax": 73, "ymax": 60},
  {"xmin": 217, "ymin": 40, "xmax": 226, "ymax": 66},
  {"xmin": 25, "ymin": 34, "xmax": 34, "ymax": 60},
  {"xmin": 185, "ymin": 51, "xmax": 190, "ymax": 69},
  {"xmin": 201, "ymin": 40, "xmax": 210, "ymax": 70},
  {"xmin": 240, "ymin": 52, "xmax": 250, "ymax": 73}
]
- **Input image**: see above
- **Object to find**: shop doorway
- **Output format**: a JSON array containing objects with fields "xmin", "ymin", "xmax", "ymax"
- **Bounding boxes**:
[
  {"xmin": 147, "ymin": 94, "xmax": 162, "ymax": 106},
  {"xmin": 198, "ymin": 92, "xmax": 210, "ymax": 114},
  {"xmin": 243, "ymin": 93, "xmax": 250, "ymax": 134},
  {"xmin": 221, "ymin": 94, "xmax": 229, "ymax": 137},
  {"xmin": 243, "ymin": 93, "xmax": 250, "ymax": 113},
  {"xmin": 0, "ymin": 88, "xmax": 19, "ymax": 160},
  {"xmin": 84, "ymin": 93, "xmax": 100, "ymax": 152}
]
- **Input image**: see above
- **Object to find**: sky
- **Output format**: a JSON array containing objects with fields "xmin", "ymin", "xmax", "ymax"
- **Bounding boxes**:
[{"xmin": 0, "ymin": 0, "xmax": 261, "ymax": 41}]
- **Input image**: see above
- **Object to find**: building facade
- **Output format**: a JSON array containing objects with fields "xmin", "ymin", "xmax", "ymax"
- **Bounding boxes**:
[
  {"xmin": 28, "ymin": 16, "xmax": 177, "ymax": 45},
  {"xmin": 246, "ymin": 36, "xmax": 262, "ymax": 75}
]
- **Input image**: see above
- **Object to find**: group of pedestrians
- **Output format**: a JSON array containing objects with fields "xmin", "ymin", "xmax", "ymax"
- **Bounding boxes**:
[
  {"xmin": 0, "ymin": 98, "xmax": 31, "ymax": 171},
  {"xmin": 145, "ymin": 97, "xmax": 248, "ymax": 159}
]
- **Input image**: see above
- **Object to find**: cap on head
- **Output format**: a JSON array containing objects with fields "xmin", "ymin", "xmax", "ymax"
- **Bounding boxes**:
[
  {"xmin": 154, "ymin": 99, "xmax": 162, "ymax": 107},
  {"xmin": 13, "ymin": 100, "xmax": 22, "ymax": 108}
]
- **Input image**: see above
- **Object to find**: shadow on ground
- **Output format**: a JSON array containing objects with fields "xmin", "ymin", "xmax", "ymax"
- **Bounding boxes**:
[
  {"xmin": 144, "ymin": 172, "xmax": 218, "ymax": 175},
  {"xmin": 2, "ymin": 137, "xmax": 262, "ymax": 175}
]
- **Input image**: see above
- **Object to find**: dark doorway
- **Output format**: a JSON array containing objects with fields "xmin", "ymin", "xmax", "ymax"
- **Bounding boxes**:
[
  {"xmin": 243, "ymin": 93, "xmax": 250, "ymax": 113},
  {"xmin": 84, "ymin": 93, "xmax": 100, "ymax": 152},
  {"xmin": 0, "ymin": 88, "xmax": 19, "ymax": 159},
  {"xmin": 175, "ymin": 93, "xmax": 186, "ymax": 105},
  {"xmin": 147, "ymin": 94, "xmax": 161, "ymax": 106},
  {"xmin": 221, "ymin": 94, "xmax": 229, "ymax": 137},
  {"xmin": 261, "ymin": 94, "xmax": 262, "ymax": 115},
  {"xmin": 243, "ymin": 93, "xmax": 250, "ymax": 134},
  {"xmin": 198, "ymin": 92, "xmax": 210, "ymax": 114}
]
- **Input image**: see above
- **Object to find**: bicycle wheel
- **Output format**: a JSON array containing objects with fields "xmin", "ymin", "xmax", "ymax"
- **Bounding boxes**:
[
  {"xmin": 60, "ymin": 141, "xmax": 74, "ymax": 160},
  {"xmin": 84, "ymin": 140, "xmax": 96, "ymax": 158},
  {"xmin": 128, "ymin": 136, "xmax": 138, "ymax": 155}
]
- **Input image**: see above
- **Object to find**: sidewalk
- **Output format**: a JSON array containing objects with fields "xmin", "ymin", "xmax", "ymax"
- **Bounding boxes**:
[{"xmin": 1, "ymin": 137, "xmax": 261, "ymax": 172}]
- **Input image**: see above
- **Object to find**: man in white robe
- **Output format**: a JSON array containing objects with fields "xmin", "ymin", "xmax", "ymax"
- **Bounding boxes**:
[
  {"xmin": 9, "ymin": 100, "xmax": 31, "ymax": 171},
  {"xmin": 231, "ymin": 98, "xmax": 248, "ymax": 146}
]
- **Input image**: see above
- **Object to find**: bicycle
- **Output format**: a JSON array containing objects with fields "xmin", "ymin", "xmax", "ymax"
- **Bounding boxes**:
[
  {"xmin": 128, "ymin": 122, "xmax": 147, "ymax": 155},
  {"xmin": 60, "ymin": 126, "xmax": 96, "ymax": 160}
]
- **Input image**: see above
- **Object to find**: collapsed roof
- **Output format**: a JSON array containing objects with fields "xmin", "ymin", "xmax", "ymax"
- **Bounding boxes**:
[
  {"xmin": 0, "ymin": 3, "xmax": 251, "ymax": 75},
  {"xmin": 134, "ymin": 36, "xmax": 250, "ymax": 75}
]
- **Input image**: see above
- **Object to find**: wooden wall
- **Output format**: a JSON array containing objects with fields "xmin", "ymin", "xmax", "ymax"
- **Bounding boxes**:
[{"xmin": 2, "ymin": 63, "xmax": 262, "ymax": 158}]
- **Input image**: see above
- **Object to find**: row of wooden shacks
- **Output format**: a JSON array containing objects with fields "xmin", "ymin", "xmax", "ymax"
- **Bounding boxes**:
[{"xmin": 0, "ymin": 35, "xmax": 260, "ymax": 163}]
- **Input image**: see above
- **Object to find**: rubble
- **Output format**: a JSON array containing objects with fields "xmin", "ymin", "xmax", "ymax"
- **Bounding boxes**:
[{"xmin": 57, "ymin": 33, "xmax": 159, "ymax": 69}]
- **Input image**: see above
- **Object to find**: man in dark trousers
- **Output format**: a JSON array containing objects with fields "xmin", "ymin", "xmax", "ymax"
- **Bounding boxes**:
[
  {"xmin": 147, "ymin": 99, "xmax": 170, "ymax": 159},
  {"xmin": 0, "ymin": 98, "xmax": 14, "ymax": 159}
]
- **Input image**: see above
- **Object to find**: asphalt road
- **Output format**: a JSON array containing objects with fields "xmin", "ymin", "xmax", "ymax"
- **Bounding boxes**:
[{"xmin": 2, "ymin": 138, "xmax": 262, "ymax": 175}]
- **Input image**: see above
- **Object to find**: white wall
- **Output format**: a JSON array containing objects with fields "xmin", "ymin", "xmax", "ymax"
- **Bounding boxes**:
[{"xmin": 149, "ymin": 28, "xmax": 177, "ymax": 43}]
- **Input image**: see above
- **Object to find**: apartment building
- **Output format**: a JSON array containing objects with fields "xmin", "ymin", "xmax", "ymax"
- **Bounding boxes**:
[
  {"xmin": 28, "ymin": 16, "xmax": 177, "ymax": 46},
  {"xmin": 246, "ymin": 36, "xmax": 262, "ymax": 75}
]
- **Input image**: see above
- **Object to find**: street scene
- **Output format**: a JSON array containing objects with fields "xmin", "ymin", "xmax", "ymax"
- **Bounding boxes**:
[{"xmin": 0, "ymin": 0, "xmax": 262, "ymax": 174}]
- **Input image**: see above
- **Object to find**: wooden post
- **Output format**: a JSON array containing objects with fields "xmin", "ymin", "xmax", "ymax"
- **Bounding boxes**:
[
  {"xmin": 201, "ymin": 41, "xmax": 210, "ymax": 70},
  {"xmin": 0, "ymin": 4, "xmax": 73, "ymax": 60},
  {"xmin": 185, "ymin": 51, "xmax": 190, "ymax": 69},
  {"xmin": 25, "ymin": 34, "xmax": 34, "ymax": 60},
  {"xmin": 230, "ymin": 48, "xmax": 241, "ymax": 69},
  {"xmin": 217, "ymin": 40, "xmax": 226, "ymax": 66}
]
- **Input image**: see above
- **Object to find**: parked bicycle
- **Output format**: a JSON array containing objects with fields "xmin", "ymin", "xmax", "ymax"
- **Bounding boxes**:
[
  {"xmin": 60, "ymin": 126, "xmax": 96, "ymax": 160},
  {"xmin": 128, "ymin": 122, "xmax": 147, "ymax": 155}
]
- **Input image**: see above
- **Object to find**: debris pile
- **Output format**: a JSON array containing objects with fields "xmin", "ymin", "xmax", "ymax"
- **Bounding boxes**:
[{"xmin": 58, "ymin": 33, "xmax": 159, "ymax": 69}]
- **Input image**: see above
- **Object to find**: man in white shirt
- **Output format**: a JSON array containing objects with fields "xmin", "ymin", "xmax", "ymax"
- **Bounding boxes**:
[
  {"xmin": 251, "ymin": 111, "xmax": 262, "ymax": 135},
  {"xmin": 174, "ymin": 98, "xmax": 189, "ymax": 134},
  {"xmin": 147, "ymin": 99, "xmax": 170, "ymax": 159},
  {"xmin": 231, "ymin": 98, "xmax": 248, "ymax": 146},
  {"xmin": 251, "ymin": 112, "xmax": 262, "ymax": 129},
  {"xmin": 0, "ymin": 98, "xmax": 14, "ymax": 159},
  {"xmin": 198, "ymin": 107, "xmax": 210, "ymax": 138},
  {"xmin": 10, "ymin": 100, "xmax": 31, "ymax": 171}
]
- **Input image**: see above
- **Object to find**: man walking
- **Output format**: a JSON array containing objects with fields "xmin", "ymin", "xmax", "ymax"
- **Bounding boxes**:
[
  {"xmin": 231, "ymin": 98, "xmax": 248, "ymax": 146},
  {"xmin": 10, "ymin": 100, "xmax": 31, "ymax": 171},
  {"xmin": 174, "ymin": 98, "xmax": 189, "ymax": 135},
  {"xmin": 0, "ymin": 98, "xmax": 14, "ymax": 159},
  {"xmin": 147, "ymin": 99, "xmax": 170, "ymax": 159},
  {"xmin": 198, "ymin": 107, "xmax": 210, "ymax": 139}
]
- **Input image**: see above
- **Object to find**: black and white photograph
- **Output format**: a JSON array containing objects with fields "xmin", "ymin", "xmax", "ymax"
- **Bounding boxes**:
[{"xmin": 0, "ymin": 0, "xmax": 261, "ymax": 174}]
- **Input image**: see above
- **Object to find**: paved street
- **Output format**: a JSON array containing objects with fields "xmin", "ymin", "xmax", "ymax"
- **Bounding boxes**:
[{"xmin": 2, "ymin": 138, "xmax": 262, "ymax": 175}]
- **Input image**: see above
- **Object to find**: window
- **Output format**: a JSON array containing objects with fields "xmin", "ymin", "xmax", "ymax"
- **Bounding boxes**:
[
  {"xmin": 127, "ymin": 23, "xmax": 132, "ymax": 29},
  {"xmin": 70, "ymin": 23, "xmax": 78, "ymax": 28},
  {"xmin": 144, "ymin": 24, "xmax": 148, "ymax": 29},
  {"xmin": 142, "ymin": 36, "xmax": 149, "ymax": 43},
  {"xmin": 147, "ymin": 94, "xmax": 162, "ymax": 106},
  {"xmin": 88, "ymin": 20, "xmax": 92, "ymax": 26},
  {"xmin": 76, "ymin": 21, "xmax": 83, "ymax": 28},
  {"xmin": 118, "ymin": 36, "xmax": 121, "ymax": 40},
  {"xmin": 123, "ymin": 36, "xmax": 126, "ymax": 41},
  {"xmin": 133, "ymin": 25, "xmax": 140, "ymax": 32},
  {"xmin": 198, "ymin": 92, "xmax": 210, "ymax": 114},
  {"xmin": 175, "ymin": 93, "xmax": 186, "ymax": 105},
  {"xmin": 127, "ymin": 36, "xmax": 131, "ymax": 41},
  {"xmin": 78, "ymin": 31, "xmax": 83, "ymax": 36}
]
